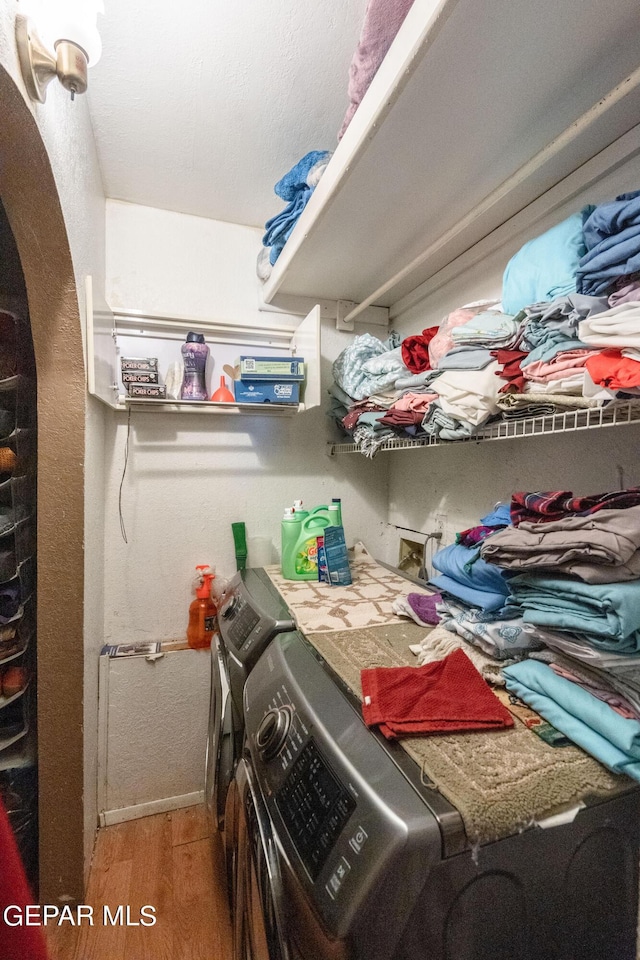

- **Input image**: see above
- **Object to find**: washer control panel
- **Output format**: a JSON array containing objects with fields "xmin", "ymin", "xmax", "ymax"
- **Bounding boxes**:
[{"xmin": 275, "ymin": 738, "xmax": 356, "ymax": 880}]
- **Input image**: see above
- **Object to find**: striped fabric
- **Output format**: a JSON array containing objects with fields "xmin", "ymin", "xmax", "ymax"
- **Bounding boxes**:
[{"xmin": 511, "ymin": 487, "xmax": 640, "ymax": 525}]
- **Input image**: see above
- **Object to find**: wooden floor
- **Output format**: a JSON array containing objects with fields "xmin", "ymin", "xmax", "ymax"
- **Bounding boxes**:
[{"xmin": 46, "ymin": 805, "xmax": 233, "ymax": 960}]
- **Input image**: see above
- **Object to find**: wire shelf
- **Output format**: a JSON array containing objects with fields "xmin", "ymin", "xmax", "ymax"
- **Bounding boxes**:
[{"xmin": 328, "ymin": 400, "xmax": 640, "ymax": 455}]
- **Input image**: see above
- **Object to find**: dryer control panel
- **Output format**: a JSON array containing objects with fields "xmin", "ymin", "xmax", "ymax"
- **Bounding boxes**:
[{"xmin": 218, "ymin": 567, "xmax": 294, "ymax": 662}]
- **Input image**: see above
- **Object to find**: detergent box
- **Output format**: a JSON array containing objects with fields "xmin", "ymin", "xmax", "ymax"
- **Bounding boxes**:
[{"xmin": 233, "ymin": 380, "xmax": 300, "ymax": 404}]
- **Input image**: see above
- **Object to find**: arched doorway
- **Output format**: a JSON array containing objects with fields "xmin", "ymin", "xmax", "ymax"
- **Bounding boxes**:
[{"xmin": 0, "ymin": 64, "xmax": 87, "ymax": 902}]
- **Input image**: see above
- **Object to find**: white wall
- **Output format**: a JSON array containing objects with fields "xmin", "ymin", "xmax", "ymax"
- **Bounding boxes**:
[
  {"xmin": 388, "ymin": 151, "xmax": 640, "ymax": 553},
  {"xmin": 0, "ymin": 0, "xmax": 107, "ymax": 872},
  {"xmin": 107, "ymin": 200, "xmax": 289, "ymax": 328},
  {"xmin": 104, "ymin": 202, "xmax": 391, "ymax": 644}
]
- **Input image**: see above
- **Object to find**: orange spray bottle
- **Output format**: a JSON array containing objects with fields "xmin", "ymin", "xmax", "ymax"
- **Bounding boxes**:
[{"xmin": 187, "ymin": 565, "xmax": 217, "ymax": 649}]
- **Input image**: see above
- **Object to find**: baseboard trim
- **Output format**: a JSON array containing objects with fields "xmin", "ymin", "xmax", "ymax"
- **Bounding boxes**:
[{"xmin": 99, "ymin": 790, "xmax": 205, "ymax": 827}]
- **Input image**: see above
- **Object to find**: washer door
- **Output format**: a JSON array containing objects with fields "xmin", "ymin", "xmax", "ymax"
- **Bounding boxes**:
[
  {"xmin": 233, "ymin": 758, "xmax": 291, "ymax": 960},
  {"xmin": 205, "ymin": 634, "xmax": 235, "ymax": 832}
]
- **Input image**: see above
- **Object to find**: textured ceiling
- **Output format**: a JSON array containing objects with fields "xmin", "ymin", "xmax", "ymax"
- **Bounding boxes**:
[{"xmin": 88, "ymin": 0, "xmax": 368, "ymax": 228}]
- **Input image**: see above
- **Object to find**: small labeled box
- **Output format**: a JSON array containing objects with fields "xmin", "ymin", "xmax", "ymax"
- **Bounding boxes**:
[
  {"xmin": 120, "ymin": 357, "xmax": 158, "ymax": 373},
  {"xmin": 233, "ymin": 380, "xmax": 300, "ymax": 404},
  {"xmin": 127, "ymin": 384, "xmax": 167, "ymax": 399},
  {"xmin": 238, "ymin": 356, "xmax": 305, "ymax": 381},
  {"xmin": 121, "ymin": 370, "xmax": 160, "ymax": 385}
]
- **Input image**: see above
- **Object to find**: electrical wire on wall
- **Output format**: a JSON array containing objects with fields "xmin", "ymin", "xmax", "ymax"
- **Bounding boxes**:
[{"xmin": 119, "ymin": 406, "xmax": 131, "ymax": 543}]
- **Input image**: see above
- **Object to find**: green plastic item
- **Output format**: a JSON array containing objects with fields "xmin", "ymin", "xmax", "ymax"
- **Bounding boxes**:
[
  {"xmin": 280, "ymin": 508, "xmax": 302, "ymax": 579},
  {"xmin": 284, "ymin": 513, "xmax": 332, "ymax": 581},
  {"xmin": 232, "ymin": 522, "xmax": 248, "ymax": 571}
]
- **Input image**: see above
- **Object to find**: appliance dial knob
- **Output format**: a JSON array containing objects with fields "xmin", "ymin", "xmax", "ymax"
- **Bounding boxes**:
[
  {"xmin": 256, "ymin": 706, "xmax": 292, "ymax": 761},
  {"xmin": 221, "ymin": 595, "xmax": 237, "ymax": 619}
]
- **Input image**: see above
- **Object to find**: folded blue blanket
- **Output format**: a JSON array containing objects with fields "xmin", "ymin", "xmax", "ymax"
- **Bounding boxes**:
[
  {"xmin": 502, "ymin": 209, "xmax": 593, "ymax": 316},
  {"xmin": 509, "ymin": 574, "xmax": 640, "ymax": 652},
  {"xmin": 429, "ymin": 543, "xmax": 511, "ymax": 612},
  {"xmin": 577, "ymin": 191, "xmax": 640, "ymax": 296},
  {"xmin": 429, "ymin": 574, "xmax": 508, "ymax": 613},
  {"xmin": 503, "ymin": 659, "xmax": 640, "ymax": 779}
]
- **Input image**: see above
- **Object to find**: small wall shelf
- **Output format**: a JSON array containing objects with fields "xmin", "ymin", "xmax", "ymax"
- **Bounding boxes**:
[{"xmin": 86, "ymin": 279, "xmax": 322, "ymax": 417}]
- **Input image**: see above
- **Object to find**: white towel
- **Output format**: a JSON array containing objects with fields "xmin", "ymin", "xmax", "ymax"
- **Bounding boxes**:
[{"xmin": 578, "ymin": 301, "xmax": 640, "ymax": 347}]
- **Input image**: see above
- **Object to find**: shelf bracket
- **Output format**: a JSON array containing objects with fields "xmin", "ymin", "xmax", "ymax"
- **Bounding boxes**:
[{"xmin": 337, "ymin": 300, "xmax": 390, "ymax": 332}]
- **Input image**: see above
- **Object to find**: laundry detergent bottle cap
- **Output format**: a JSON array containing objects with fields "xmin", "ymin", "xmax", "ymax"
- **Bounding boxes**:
[
  {"xmin": 285, "ymin": 513, "xmax": 332, "ymax": 580},
  {"xmin": 292, "ymin": 499, "xmax": 309, "ymax": 522},
  {"xmin": 187, "ymin": 564, "xmax": 218, "ymax": 649}
]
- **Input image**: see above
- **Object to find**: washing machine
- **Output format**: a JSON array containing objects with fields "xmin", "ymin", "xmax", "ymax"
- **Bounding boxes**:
[
  {"xmin": 236, "ymin": 629, "xmax": 640, "ymax": 960},
  {"xmin": 204, "ymin": 568, "xmax": 294, "ymax": 901}
]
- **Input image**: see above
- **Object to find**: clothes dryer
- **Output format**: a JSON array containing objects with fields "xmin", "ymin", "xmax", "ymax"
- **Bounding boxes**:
[{"xmin": 236, "ymin": 629, "xmax": 640, "ymax": 960}]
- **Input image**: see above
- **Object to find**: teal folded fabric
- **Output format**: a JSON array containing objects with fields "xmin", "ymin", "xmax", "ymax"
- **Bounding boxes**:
[
  {"xmin": 502, "ymin": 209, "xmax": 594, "ymax": 316},
  {"xmin": 509, "ymin": 574, "xmax": 640, "ymax": 652},
  {"xmin": 503, "ymin": 659, "xmax": 640, "ymax": 779}
]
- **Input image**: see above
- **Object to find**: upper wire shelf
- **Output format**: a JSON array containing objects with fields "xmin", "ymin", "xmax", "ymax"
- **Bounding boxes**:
[{"xmin": 328, "ymin": 400, "xmax": 640, "ymax": 455}]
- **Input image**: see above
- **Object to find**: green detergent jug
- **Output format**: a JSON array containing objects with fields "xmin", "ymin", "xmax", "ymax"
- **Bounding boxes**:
[
  {"xmin": 285, "ymin": 513, "xmax": 332, "ymax": 580},
  {"xmin": 281, "ymin": 508, "xmax": 302, "ymax": 578}
]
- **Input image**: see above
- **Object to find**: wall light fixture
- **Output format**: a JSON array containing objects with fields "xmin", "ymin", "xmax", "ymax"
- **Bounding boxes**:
[{"xmin": 16, "ymin": 0, "xmax": 104, "ymax": 103}]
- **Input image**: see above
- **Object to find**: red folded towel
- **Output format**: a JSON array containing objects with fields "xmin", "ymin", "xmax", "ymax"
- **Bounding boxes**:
[{"xmin": 361, "ymin": 648, "xmax": 514, "ymax": 740}]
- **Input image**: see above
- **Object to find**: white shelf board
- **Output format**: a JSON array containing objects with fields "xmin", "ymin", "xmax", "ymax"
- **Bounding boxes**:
[
  {"xmin": 263, "ymin": 0, "xmax": 640, "ymax": 309},
  {"xmin": 329, "ymin": 400, "xmax": 640, "ymax": 455},
  {"xmin": 117, "ymin": 398, "xmax": 299, "ymax": 416}
]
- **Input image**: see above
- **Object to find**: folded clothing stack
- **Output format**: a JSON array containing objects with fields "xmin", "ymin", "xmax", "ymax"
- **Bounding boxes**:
[
  {"xmin": 476, "ymin": 484, "xmax": 640, "ymax": 779},
  {"xmin": 326, "ymin": 187, "xmax": 640, "ymax": 457},
  {"xmin": 361, "ymin": 648, "xmax": 514, "ymax": 740},
  {"xmin": 481, "ymin": 505, "xmax": 640, "ymax": 583},
  {"xmin": 481, "ymin": 489, "xmax": 640, "ymax": 654},
  {"xmin": 577, "ymin": 190, "xmax": 640, "ymax": 297},
  {"xmin": 503, "ymin": 659, "xmax": 640, "ymax": 780}
]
